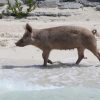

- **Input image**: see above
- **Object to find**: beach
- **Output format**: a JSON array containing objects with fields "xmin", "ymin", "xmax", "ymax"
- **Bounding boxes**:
[{"xmin": 0, "ymin": 7, "xmax": 100, "ymax": 100}]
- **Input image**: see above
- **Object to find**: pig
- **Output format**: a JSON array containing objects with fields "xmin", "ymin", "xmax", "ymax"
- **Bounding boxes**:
[{"xmin": 15, "ymin": 23, "xmax": 100, "ymax": 66}]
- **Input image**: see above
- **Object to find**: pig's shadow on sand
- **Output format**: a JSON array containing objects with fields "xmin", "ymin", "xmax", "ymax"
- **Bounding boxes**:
[{"xmin": 1, "ymin": 61, "xmax": 99, "ymax": 69}]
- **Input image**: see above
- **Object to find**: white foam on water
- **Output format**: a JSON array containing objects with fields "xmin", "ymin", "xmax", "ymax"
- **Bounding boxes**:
[
  {"xmin": 0, "ymin": 79, "xmax": 63, "ymax": 92},
  {"xmin": 1, "ymin": 79, "xmax": 100, "ymax": 100}
]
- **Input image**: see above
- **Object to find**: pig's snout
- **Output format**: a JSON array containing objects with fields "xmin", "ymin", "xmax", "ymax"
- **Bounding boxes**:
[
  {"xmin": 15, "ymin": 42, "xmax": 19, "ymax": 46},
  {"xmin": 15, "ymin": 41, "xmax": 20, "ymax": 46},
  {"xmin": 15, "ymin": 39, "xmax": 24, "ymax": 47},
  {"xmin": 15, "ymin": 42, "xmax": 17, "ymax": 46}
]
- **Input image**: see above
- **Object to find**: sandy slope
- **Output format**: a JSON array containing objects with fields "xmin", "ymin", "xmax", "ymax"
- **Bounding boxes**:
[{"xmin": 0, "ymin": 7, "xmax": 100, "ymax": 90}]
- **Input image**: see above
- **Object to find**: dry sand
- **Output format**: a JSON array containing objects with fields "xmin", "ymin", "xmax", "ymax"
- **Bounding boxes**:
[{"xmin": 0, "ymin": 7, "xmax": 100, "ymax": 89}]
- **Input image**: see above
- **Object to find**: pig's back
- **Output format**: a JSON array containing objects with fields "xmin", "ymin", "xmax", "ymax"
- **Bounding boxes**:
[{"xmin": 39, "ymin": 26, "xmax": 95, "ymax": 49}]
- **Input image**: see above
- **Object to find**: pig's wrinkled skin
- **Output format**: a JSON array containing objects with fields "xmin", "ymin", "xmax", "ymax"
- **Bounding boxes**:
[{"xmin": 15, "ymin": 24, "xmax": 100, "ymax": 66}]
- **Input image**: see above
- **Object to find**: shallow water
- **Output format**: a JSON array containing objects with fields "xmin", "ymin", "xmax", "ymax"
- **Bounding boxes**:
[
  {"xmin": 0, "ymin": 86, "xmax": 100, "ymax": 100},
  {"xmin": 0, "ymin": 62, "xmax": 100, "ymax": 100},
  {"xmin": 0, "ymin": 47, "xmax": 100, "ymax": 100}
]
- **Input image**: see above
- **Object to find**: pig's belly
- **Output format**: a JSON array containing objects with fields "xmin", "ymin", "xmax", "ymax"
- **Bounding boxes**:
[{"xmin": 49, "ymin": 42, "xmax": 81, "ymax": 50}]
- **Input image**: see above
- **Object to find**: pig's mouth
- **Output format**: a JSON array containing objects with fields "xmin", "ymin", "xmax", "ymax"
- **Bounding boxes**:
[{"xmin": 15, "ymin": 42, "xmax": 25, "ymax": 47}]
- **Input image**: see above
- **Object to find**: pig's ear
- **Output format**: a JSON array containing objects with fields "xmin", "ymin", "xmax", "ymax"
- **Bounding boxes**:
[{"xmin": 25, "ymin": 23, "xmax": 32, "ymax": 33}]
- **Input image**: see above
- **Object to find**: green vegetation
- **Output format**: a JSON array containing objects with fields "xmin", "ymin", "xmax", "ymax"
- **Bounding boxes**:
[
  {"xmin": 6, "ymin": 0, "xmax": 37, "ymax": 18},
  {"xmin": 0, "ymin": 14, "xmax": 3, "ymax": 19}
]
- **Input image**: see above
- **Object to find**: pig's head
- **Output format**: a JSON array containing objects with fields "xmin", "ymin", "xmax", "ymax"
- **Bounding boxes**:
[{"xmin": 15, "ymin": 24, "xmax": 34, "ymax": 47}]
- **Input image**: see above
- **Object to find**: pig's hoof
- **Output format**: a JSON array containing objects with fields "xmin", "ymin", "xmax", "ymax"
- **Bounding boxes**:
[
  {"xmin": 84, "ymin": 57, "xmax": 87, "ymax": 59},
  {"xmin": 43, "ymin": 64, "xmax": 47, "ymax": 67},
  {"xmin": 48, "ymin": 59, "xmax": 53, "ymax": 64}
]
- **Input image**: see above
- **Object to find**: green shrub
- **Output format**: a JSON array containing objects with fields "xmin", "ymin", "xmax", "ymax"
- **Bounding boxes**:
[
  {"xmin": 6, "ymin": 0, "xmax": 37, "ymax": 18},
  {"xmin": 0, "ymin": 14, "xmax": 3, "ymax": 19}
]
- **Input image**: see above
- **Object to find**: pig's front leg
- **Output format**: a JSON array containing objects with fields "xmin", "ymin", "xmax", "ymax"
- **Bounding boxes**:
[{"xmin": 42, "ymin": 49, "xmax": 51, "ymax": 66}]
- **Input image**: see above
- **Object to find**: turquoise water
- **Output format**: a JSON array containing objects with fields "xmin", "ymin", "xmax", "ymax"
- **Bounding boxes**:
[{"xmin": 0, "ymin": 86, "xmax": 100, "ymax": 100}]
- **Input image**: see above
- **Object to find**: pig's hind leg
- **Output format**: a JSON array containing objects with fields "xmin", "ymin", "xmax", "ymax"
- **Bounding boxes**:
[{"xmin": 89, "ymin": 46, "xmax": 100, "ymax": 61}]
